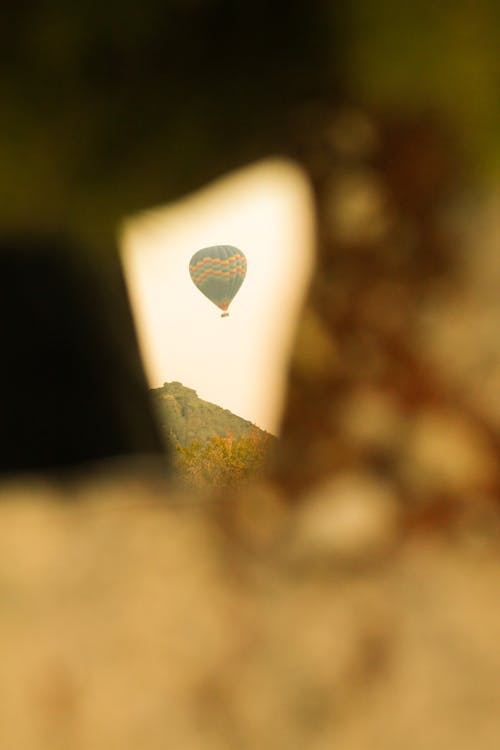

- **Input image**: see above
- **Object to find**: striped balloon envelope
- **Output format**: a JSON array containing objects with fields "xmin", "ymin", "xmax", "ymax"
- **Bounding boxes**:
[{"xmin": 189, "ymin": 245, "xmax": 247, "ymax": 317}]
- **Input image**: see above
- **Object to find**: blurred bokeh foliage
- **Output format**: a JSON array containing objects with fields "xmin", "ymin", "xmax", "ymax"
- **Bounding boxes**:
[
  {"xmin": 174, "ymin": 431, "xmax": 273, "ymax": 490},
  {"xmin": 1, "ymin": 0, "xmax": 498, "ymax": 244},
  {"xmin": 1, "ymin": 0, "xmax": 329, "ymax": 240},
  {"xmin": 342, "ymin": 0, "xmax": 500, "ymax": 177}
]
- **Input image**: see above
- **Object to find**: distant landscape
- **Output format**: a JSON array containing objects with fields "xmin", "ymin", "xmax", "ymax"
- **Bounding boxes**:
[
  {"xmin": 151, "ymin": 381, "xmax": 273, "ymax": 488},
  {"xmin": 151, "ymin": 381, "xmax": 270, "ymax": 446}
]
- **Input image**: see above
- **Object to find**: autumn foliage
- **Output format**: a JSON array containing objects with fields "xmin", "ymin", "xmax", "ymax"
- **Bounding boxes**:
[{"xmin": 174, "ymin": 429, "xmax": 273, "ymax": 489}]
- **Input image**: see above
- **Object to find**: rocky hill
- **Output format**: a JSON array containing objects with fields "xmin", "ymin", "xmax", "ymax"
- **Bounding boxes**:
[{"xmin": 151, "ymin": 381, "xmax": 268, "ymax": 447}]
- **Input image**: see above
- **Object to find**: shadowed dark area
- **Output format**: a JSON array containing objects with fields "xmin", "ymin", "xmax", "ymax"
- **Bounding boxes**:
[
  {"xmin": 0, "ymin": 237, "xmax": 164, "ymax": 474},
  {"xmin": 1, "ymin": 0, "xmax": 333, "ymax": 235}
]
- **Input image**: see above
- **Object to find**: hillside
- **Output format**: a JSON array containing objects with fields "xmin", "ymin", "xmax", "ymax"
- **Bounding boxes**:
[{"xmin": 151, "ymin": 381, "xmax": 269, "ymax": 447}]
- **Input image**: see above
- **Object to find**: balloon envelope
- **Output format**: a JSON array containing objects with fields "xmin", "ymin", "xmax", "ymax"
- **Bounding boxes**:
[{"xmin": 189, "ymin": 245, "xmax": 247, "ymax": 314}]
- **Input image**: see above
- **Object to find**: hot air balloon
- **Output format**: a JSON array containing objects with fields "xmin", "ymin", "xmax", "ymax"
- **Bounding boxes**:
[{"xmin": 189, "ymin": 245, "xmax": 247, "ymax": 317}]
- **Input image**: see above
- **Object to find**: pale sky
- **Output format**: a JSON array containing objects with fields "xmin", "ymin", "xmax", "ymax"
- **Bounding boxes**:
[{"xmin": 120, "ymin": 159, "xmax": 315, "ymax": 434}]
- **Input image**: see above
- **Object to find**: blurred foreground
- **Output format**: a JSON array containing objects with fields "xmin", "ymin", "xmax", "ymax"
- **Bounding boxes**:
[{"xmin": 0, "ymin": 467, "xmax": 499, "ymax": 749}]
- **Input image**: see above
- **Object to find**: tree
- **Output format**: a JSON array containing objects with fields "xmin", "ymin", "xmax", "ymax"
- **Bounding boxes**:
[{"xmin": 174, "ymin": 430, "xmax": 272, "ymax": 490}]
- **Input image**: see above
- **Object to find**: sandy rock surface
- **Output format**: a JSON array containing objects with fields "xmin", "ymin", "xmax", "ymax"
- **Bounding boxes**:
[{"xmin": 0, "ymin": 472, "xmax": 499, "ymax": 749}]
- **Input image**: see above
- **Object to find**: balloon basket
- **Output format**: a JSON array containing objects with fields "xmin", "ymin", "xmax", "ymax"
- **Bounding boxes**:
[{"xmin": 221, "ymin": 312, "xmax": 229, "ymax": 318}]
